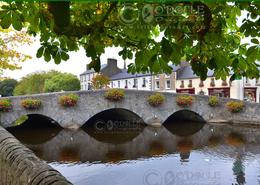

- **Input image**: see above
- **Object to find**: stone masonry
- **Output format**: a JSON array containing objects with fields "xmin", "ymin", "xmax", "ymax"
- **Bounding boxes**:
[
  {"xmin": 1, "ymin": 90, "xmax": 260, "ymax": 129},
  {"xmin": 0, "ymin": 126, "xmax": 72, "ymax": 185}
]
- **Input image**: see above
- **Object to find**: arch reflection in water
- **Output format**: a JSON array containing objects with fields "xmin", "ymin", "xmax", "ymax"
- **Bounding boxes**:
[
  {"xmin": 7, "ymin": 114, "xmax": 61, "ymax": 145},
  {"xmin": 163, "ymin": 110, "xmax": 205, "ymax": 137},
  {"xmin": 83, "ymin": 108, "xmax": 146, "ymax": 144}
]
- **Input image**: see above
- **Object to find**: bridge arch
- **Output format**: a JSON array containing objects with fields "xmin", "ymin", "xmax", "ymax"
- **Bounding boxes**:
[
  {"xmin": 164, "ymin": 110, "xmax": 206, "ymax": 123},
  {"xmin": 8, "ymin": 114, "xmax": 61, "ymax": 129},
  {"xmin": 83, "ymin": 108, "xmax": 145, "ymax": 127},
  {"xmin": 163, "ymin": 110, "xmax": 206, "ymax": 136}
]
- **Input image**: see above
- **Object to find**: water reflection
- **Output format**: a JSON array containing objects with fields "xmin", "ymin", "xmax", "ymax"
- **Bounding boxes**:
[
  {"xmin": 7, "ymin": 121, "xmax": 260, "ymax": 185},
  {"xmin": 164, "ymin": 120, "xmax": 205, "ymax": 136}
]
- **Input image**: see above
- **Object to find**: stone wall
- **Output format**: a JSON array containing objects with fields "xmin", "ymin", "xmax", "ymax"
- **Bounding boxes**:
[
  {"xmin": 0, "ymin": 126, "xmax": 72, "ymax": 185},
  {"xmin": 1, "ymin": 90, "xmax": 260, "ymax": 129}
]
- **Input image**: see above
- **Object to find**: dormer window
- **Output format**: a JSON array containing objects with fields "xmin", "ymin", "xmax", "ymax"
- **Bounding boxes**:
[
  {"xmin": 210, "ymin": 78, "xmax": 215, "ymax": 87},
  {"xmin": 222, "ymin": 80, "xmax": 228, "ymax": 86}
]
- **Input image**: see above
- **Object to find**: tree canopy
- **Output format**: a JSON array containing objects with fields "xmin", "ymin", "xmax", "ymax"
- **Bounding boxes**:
[
  {"xmin": 0, "ymin": 28, "xmax": 32, "ymax": 70},
  {"xmin": 0, "ymin": 78, "xmax": 17, "ymax": 97},
  {"xmin": 0, "ymin": 1, "xmax": 259, "ymax": 80},
  {"xmin": 91, "ymin": 74, "xmax": 110, "ymax": 89},
  {"xmin": 13, "ymin": 70, "xmax": 59, "ymax": 95},
  {"xmin": 13, "ymin": 70, "xmax": 79, "ymax": 95},
  {"xmin": 44, "ymin": 73, "xmax": 80, "ymax": 92}
]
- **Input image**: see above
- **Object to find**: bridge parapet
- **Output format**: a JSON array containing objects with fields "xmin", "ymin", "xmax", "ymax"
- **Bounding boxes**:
[{"xmin": 0, "ymin": 90, "xmax": 260, "ymax": 128}]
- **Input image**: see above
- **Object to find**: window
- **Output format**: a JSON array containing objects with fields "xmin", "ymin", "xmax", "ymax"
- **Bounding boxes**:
[
  {"xmin": 125, "ymin": 80, "xmax": 128, "ymax": 88},
  {"xmin": 199, "ymin": 80, "xmax": 204, "ymax": 87},
  {"xmin": 256, "ymin": 78, "xmax": 260, "ymax": 84},
  {"xmin": 133, "ymin": 79, "xmax": 138, "ymax": 88},
  {"xmin": 110, "ymin": 82, "xmax": 113, "ymax": 88},
  {"xmin": 166, "ymin": 80, "xmax": 171, "ymax": 89},
  {"xmin": 180, "ymin": 80, "xmax": 184, "ymax": 88},
  {"xmin": 210, "ymin": 78, "xmax": 215, "ymax": 87},
  {"xmin": 156, "ymin": 80, "xmax": 160, "ymax": 89},
  {"xmin": 188, "ymin": 80, "xmax": 192, "ymax": 87},
  {"xmin": 222, "ymin": 80, "xmax": 228, "ymax": 86},
  {"xmin": 142, "ymin": 78, "xmax": 146, "ymax": 87},
  {"xmin": 245, "ymin": 77, "xmax": 249, "ymax": 84},
  {"xmin": 118, "ymin": 81, "xmax": 120, "ymax": 88},
  {"xmin": 88, "ymin": 83, "xmax": 91, "ymax": 90}
]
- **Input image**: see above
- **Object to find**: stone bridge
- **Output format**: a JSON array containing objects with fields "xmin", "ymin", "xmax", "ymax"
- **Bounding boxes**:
[{"xmin": 1, "ymin": 90, "xmax": 260, "ymax": 129}]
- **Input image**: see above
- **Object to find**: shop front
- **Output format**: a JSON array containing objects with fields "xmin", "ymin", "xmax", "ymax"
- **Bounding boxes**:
[
  {"xmin": 244, "ymin": 87, "xmax": 257, "ymax": 102},
  {"xmin": 208, "ymin": 87, "xmax": 230, "ymax": 97},
  {"xmin": 176, "ymin": 88, "xmax": 195, "ymax": 94}
]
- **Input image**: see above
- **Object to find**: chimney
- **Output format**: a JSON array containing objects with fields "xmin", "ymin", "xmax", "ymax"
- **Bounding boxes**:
[
  {"xmin": 107, "ymin": 58, "xmax": 117, "ymax": 67},
  {"xmin": 123, "ymin": 60, "xmax": 126, "ymax": 69},
  {"xmin": 86, "ymin": 64, "xmax": 90, "ymax": 70}
]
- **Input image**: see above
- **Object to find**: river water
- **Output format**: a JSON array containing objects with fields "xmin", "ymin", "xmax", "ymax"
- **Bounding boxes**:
[{"xmin": 7, "ymin": 121, "xmax": 260, "ymax": 185}]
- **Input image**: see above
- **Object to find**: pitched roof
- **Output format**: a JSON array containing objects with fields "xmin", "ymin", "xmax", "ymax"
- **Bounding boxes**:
[
  {"xmin": 176, "ymin": 65, "xmax": 214, "ymax": 80},
  {"xmin": 80, "ymin": 64, "xmax": 107, "ymax": 76},
  {"xmin": 110, "ymin": 69, "xmax": 151, "ymax": 80}
]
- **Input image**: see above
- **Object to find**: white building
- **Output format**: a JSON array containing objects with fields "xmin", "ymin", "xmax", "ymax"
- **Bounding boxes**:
[{"xmin": 80, "ymin": 59, "xmax": 260, "ymax": 103}]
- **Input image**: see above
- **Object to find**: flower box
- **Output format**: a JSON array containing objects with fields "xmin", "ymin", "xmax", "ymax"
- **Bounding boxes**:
[
  {"xmin": 148, "ymin": 93, "xmax": 165, "ymax": 107},
  {"xmin": 59, "ymin": 94, "xmax": 79, "ymax": 107},
  {"xmin": 226, "ymin": 101, "xmax": 244, "ymax": 113},
  {"xmin": 0, "ymin": 99, "xmax": 12, "ymax": 112},
  {"xmin": 208, "ymin": 96, "xmax": 219, "ymax": 107},
  {"xmin": 21, "ymin": 99, "xmax": 42, "ymax": 110},
  {"xmin": 104, "ymin": 88, "xmax": 125, "ymax": 101},
  {"xmin": 176, "ymin": 95, "xmax": 193, "ymax": 107}
]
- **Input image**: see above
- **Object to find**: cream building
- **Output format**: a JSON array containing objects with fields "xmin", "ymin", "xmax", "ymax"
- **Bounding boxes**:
[{"xmin": 80, "ymin": 59, "xmax": 260, "ymax": 103}]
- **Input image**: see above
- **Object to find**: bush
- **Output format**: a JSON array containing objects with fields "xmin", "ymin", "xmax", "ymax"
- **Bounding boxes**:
[
  {"xmin": 176, "ymin": 95, "xmax": 193, "ymax": 107},
  {"xmin": 226, "ymin": 101, "xmax": 244, "ymax": 113},
  {"xmin": 21, "ymin": 99, "xmax": 42, "ymax": 110},
  {"xmin": 208, "ymin": 96, "xmax": 219, "ymax": 107},
  {"xmin": 0, "ymin": 99, "xmax": 12, "ymax": 112},
  {"xmin": 148, "ymin": 93, "xmax": 165, "ymax": 107},
  {"xmin": 104, "ymin": 88, "xmax": 125, "ymax": 101},
  {"xmin": 59, "ymin": 93, "xmax": 79, "ymax": 107}
]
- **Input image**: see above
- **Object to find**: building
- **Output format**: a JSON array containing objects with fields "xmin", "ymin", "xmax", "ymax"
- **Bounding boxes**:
[
  {"xmin": 80, "ymin": 58, "xmax": 122, "ymax": 90},
  {"xmin": 80, "ymin": 58, "xmax": 260, "ymax": 103}
]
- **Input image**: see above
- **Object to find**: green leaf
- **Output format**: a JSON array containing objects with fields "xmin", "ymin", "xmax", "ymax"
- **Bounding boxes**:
[
  {"xmin": 85, "ymin": 44, "xmax": 97, "ymax": 58},
  {"xmin": 161, "ymin": 37, "xmax": 173, "ymax": 57},
  {"xmin": 88, "ymin": 58, "xmax": 101, "ymax": 72},
  {"xmin": 12, "ymin": 12, "xmax": 22, "ymax": 31},
  {"xmin": 44, "ymin": 48, "xmax": 51, "ymax": 62},
  {"xmin": 36, "ymin": 46, "xmax": 44, "ymax": 58},
  {"xmin": 54, "ymin": 54, "xmax": 61, "ymax": 64},
  {"xmin": 1, "ymin": 13, "xmax": 11, "ymax": 29},
  {"xmin": 246, "ymin": 46, "xmax": 257, "ymax": 63},
  {"xmin": 61, "ymin": 52, "xmax": 69, "ymax": 61},
  {"xmin": 251, "ymin": 38, "xmax": 259, "ymax": 44}
]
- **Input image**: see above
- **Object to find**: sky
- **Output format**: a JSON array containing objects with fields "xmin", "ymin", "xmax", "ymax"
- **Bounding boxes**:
[{"xmin": 3, "ymin": 39, "xmax": 133, "ymax": 80}]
